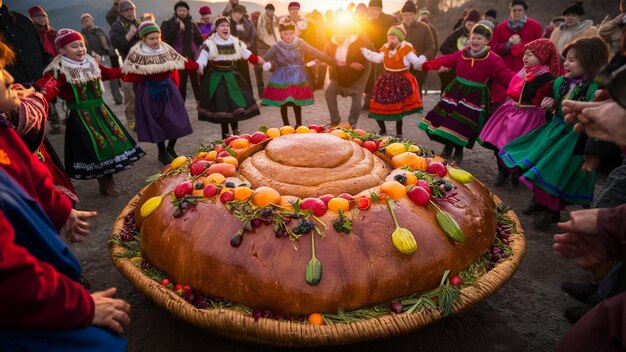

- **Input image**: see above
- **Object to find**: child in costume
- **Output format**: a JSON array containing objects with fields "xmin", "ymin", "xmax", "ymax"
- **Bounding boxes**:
[
  {"xmin": 197, "ymin": 16, "xmax": 263, "ymax": 139},
  {"xmin": 479, "ymin": 38, "xmax": 560, "ymax": 186},
  {"xmin": 361, "ymin": 25, "xmax": 426, "ymax": 138},
  {"xmin": 122, "ymin": 21, "xmax": 197, "ymax": 165},
  {"xmin": 417, "ymin": 23, "xmax": 515, "ymax": 162},
  {"xmin": 261, "ymin": 17, "xmax": 334, "ymax": 127},
  {"xmin": 38, "ymin": 29, "xmax": 144, "ymax": 196},
  {"xmin": 499, "ymin": 37, "xmax": 609, "ymax": 230}
]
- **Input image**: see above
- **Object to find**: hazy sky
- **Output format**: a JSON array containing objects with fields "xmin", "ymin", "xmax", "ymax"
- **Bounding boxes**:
[{"xmin": 239, "ymin": 0, "xmax": 406, "ymax": 14}]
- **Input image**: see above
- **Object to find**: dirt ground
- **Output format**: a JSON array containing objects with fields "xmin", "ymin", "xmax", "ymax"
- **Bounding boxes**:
[{"xmin": 47, "ymin": 77, "xmax": 590, "ymax": 351}]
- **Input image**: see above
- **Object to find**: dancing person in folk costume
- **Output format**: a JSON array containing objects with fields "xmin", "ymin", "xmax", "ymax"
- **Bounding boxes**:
[
  {"xmin": 479, "ymin": 38, "xmax": 560, "ymax": 187},
  {"xmin": 499, "ymin": 37, "xmax": 609, "ymax": 230},
  {"xmin": 122, "ymin": 21, "xmax": 197, "ymax": 165},
  {"xmin": 261, "ymin": 17, "xmax": 334, "ymax": 127},
  {"xmin": 416, "ymin": 23, "xmax": 516, "ymax": 163},
  {"xmin": 37, "ymin": 29, "xmax": 144, "ymax": 196},
  {"xmin": 197, "ymin": 16, "xmax": 264, "ymax": 139},
  {"xmin": 361, "ymin": 25, "xmax": 426, "ymax": 138}
]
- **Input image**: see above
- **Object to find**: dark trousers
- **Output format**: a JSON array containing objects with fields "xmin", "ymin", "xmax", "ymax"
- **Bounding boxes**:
[{"xmin": 179, "ymin": 69, "xmax": 200, "ymax": 102}]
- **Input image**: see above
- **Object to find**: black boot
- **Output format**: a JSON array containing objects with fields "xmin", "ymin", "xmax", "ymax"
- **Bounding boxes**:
[
  {"xmin": 493, "ymin": 169, "xmax": 509, "ymax": 187},
  {"xmin": 158, "ymin": 146, "xmax": 174, "ymax": 165},
  {"xmin": 440, "ymin": 144, "xmax": 453, "ymax": 158},
  {"xmin": 561, "ymin": 281, "xmax": 599, "ymax": 303},
  {"xmin": 533, "ymin": 209, "xmax": 560, "ymax": 230},
  {"xmin": 166, "ymin": 139, "xmax": 178, "ymax": 158},
  {"xmin": 522, "ymin": 199, "xmax": 546, "ymax": 215},
  {"xmin": 452, "ymin": 147, "xmax": 464, "ymax": 163}
]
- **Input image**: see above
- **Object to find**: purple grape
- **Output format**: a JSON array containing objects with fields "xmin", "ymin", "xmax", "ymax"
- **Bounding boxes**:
[
  {"xmin": 252, "ymin": 309, "xmax": 263, "ymax": 322},
  {"xmin": 389, "ymin": 300, "xmax": 404, "ymax": 314}
]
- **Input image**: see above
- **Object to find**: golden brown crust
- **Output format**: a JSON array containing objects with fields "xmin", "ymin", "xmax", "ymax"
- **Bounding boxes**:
[{"xmin": 136, "ymin": 172, "xmax": 497, "ymax": 315}]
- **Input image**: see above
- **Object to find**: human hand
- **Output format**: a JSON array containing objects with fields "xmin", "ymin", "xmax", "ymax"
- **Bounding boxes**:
[
  {"xmin": 509, "ymin": 34, "xmax": 521, "ymax": 45},
  {"xmin": 179, "ymin": 20, "xmax": 186, "ymax": 31},
  {"xmin": 64, "ymin": 209, "xmax": 97, "ymax": 243},
  {"xmin": 91, "ymin": 288, "xmax": 131, "ymax": 334},
  {"xmin": 553, "ymin": 208, "xmax": 605, "ymax": 267},
  {"xmin": 350, "ymin": 62, "xmax": 364, "ymax": 70},
  {"xmin": 562, "ymin": 98, "xmax": 626, "ymax": 145},
  {"xmin": 129, "ymin": 25, "xmax": 137, "ymax": 35},
  {"xmin": 582, "ymin": 154, "xmax": 601, "ymax": 173},
  {"xmin": 92, "ymin": 53, "xmax": 103, "ymax": 64},
  {"xmin": 262, "ymin": 61, "xmax": 272, "ymax": 71},
  {"xmin": 336, "ymin": 60, "xmax": 346, "ymax": 67},
  {"xmin": 438, "ymin": 66, "xmax": 450, "ymax": 73},
  {"xmin": 541, "ymin": 97, "xmax": 555, "ymax": 111}
]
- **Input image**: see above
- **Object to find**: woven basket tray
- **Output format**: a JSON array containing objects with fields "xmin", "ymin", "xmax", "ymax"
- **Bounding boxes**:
[{"xmin": 110, "ymin": 191, "xmax": 526, "ymax": 347}]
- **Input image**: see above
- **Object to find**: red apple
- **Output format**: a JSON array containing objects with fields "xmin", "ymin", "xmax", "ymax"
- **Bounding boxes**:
[
  {"xmin": 217, "ymin": 150, "xmax": 231, "ymax": 158},
  {"xmin": 220, "ymin": 190, "xmax": 235, "ymax": 203},
  {"xmin": 427, "ymin": 161, "xmax": 447, "ymax": 177},
  {"xmin": 239, "ymin": 133, "xmax": 251, "ymax": 141},
  {"xmin": 362, "ymin": 140, "xmax": 377, "ymax": 152},
  {"xmin": 190, "ymin": 160, "xmax": 210, "ymax": 176},
  {"xmin": 203, "ymin": 184, "xmax": 218, "ymax": 198},
  {"xmin": 174, "ymin": 181, "xmax": 193, "ymax": 198},
  {"xmin": 249, "ymin": 131, "xmax": 267, "ymax": 144},
  {"xmin": 223, "ymin": 135, "xmax": 239, "ymax": 146},
  {"xmin": 318, "ymin": 194, "xmax": 334, "ymax": 205},
  {"xmin": 300, "ymin": 197, "xmax": 327, "ymax": 217},
  {"xmin": 416, "ymin": 179, "xmax": 432, "ymax": 196},
  {"xmin": 338, "ymin": 193, "xmax": 354, "ymax": 202},
  {"xmin": 407, "ymin": 186, "xmax": 430, "ymax": 206}
]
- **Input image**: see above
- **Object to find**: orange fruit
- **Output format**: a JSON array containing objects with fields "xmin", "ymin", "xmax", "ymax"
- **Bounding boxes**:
[
  {"xmin": 233, "ymin": 187, "xmax": 254, "ymax": 201},
  {"xmin": 307, "ymin": 313, "xmax": 325, "ymax": 325},
  {"xmin": 204, "ymin": 150, "xmax": 218, "ymax": 161},
  {"xmin": 330, "ymin": 129, "xmax": 348, "ymax": 139},
  {"xmin": 404, "ymin": 172, "xmax": 418, "ymax": 186},
  {"xmin": 380, "ymin": 180, "xmax": 407, "ymax": 200},
  {"xmin": 385, "ymin": 142, "xmax": 408, "ymax": 157},
  {"xmin": 266, "ymin": 127, "xmax": 281, "ymax": 138},
  {"xmin": 280, "ymin": 126, "xmax": 296, "ymax": 135},
  {"xmin": 327, "ymin": 197, "xmax": 350, "ymax": 213},
  {"xmin": 229, "ymin": 138, "xmax": 249, "ymax": 149},
  {"xmin": 391, "ymin": 152, "xmax": 428, "ymax": 171},
  {"xmin": 295, "ymin": 126, "xmax": 311, "ymax": 133},
  {"xmin": 354, "ymin": 128, "xmax": 368, "ymax": 136},
  {"xmin": 205, "ymin": 173, "xmax": 226, "ymax": 185},
  {"xmin": 352, "ymin": 138, "xmax": 364, "ymax": 146},
  {"xmin": 251, "ymin": 186, "xmax": 281, "ymax": 207},
  {"xmin": 218, "ymin": 156, "xmax": 239, "ymax": 168},
  {"xmin": 278, "ymin": 195, "xmax": 299, "ymax": 212},
  {"xmin": 197, "ymin": 151, "xmax": 209, "ymax": 159}
]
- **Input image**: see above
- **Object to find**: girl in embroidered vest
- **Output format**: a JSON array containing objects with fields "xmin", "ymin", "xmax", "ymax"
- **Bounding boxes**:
[
  {"xmin": 197, "ymin": 16, "xmax": 264, "ymax": 139},
  {"xmin": 361, "ymin": 25, "xmax": 426, "ymax": 138},
  {"xmin": 122, "ymin": 21, "xmax": 198, "ymax": 165},
  {"xmin": 417, "ymin": 24, "xmax": 515, "ymax": 162},
  {"xmin": 261, "ymin": 17, "xmax": 334, "ymax": 127},
  {"xmin": 479, "ymin": 38, "xmax": 560, "ymax": 187},
  {"xmin": 499, "ymin": 37, "xmax": 609, "ymax": 230},
  {"xmin": 38, "ymin": 29, "xmax": 144, "ymax": 196}
]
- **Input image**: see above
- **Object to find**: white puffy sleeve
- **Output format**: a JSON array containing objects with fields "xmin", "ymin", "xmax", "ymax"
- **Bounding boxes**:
[{"xmin": 361, "ymin": 48, "xmax": 384, "ymax": 63}]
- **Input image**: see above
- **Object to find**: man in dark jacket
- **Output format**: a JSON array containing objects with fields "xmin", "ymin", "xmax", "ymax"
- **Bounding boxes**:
[
  {"xmin": 363, "ymin": 0, "xmax": 397, "ymax": 109},
  {"xmin": 324, "ymin": 25, "xmax": 373, "ymax": 127},
  {"xmin": 81, "ymin": 13, "xmax": 123, "ymax": 105},
  {"xmin": 28, "ymin": 5, "xmax": 63, "ymax": 134},
  {"xmin": 106, "ymin": 0, "xmax": 121, "ymax": 26},
  {"xmin": 400, "ymin": 1, "xmax": 435, "ymax": 99},
  {"xmin": 161, "ymin": 1, "xmax": 202, "ymax": 104},
  {"xmin": 110, "ymin": 0, "xmax": 140, "ymax": 131}
]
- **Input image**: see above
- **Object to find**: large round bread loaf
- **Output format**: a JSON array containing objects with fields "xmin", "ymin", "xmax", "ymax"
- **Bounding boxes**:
[{"xmin": 135, "ymin": 133, "xmax": 497, "ymax": 315}]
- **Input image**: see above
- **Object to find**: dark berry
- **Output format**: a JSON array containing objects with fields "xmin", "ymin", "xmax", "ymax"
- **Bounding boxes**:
[
  {"xmin": 173, "ymin": 207, "xmax": 184, "ymax": 218},
  {"xmin": 394, "ymin": 174, "xmax": 407, "ymax": 184},
  {"xmin": 225, "ymin": 181, "xmax": 236, "ymax": 188},
  {"xmin": 194, "ymin": 182, "xmax": 204, "ymax": 190}
]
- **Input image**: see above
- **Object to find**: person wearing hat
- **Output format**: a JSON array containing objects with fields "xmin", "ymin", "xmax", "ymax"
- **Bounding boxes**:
[
  {"xmin": 550, "ymin": 1, "xmax": 599, "ymax": 54},
  {"xmin": 418, "ymin": 23, "xmax": 516, "ymax": 162},
  {"xmin": 418, "ymin": 9, "xmax": 439, "ymax": 51},
  {"xmin": 479, "ymin": 38, "xmax": 560, "ymax": 186},
  {"xmin": 110, "ymin": 0, "xmax": 141, "ymax": 131},
  {"xmin": 28, "ymin": 5, "xmax": 65, "ymax": 135},
  {"xmin": 361, "ymin": 24, "xmax": 426, "ymax": 137},
  {"xmin": 122, "ymin": 21, "xmax": 198, "ymax": 164},
  {"xmin": 400, "ymin": 1, "xmax": 435, "ymax": 99},
  {"xmin": 543, "ymin": 16, "xmax": 565, "ymax": 39},
  {"xmin": 37, "ymin": 28, "xmax": 144, "ymax": 195},
  {"xmin": 483, "ymin": 9, "xmax": 498, "ymax": 28},
  {"xmin": 197, "ymin": 16, "xmax": 265, "ymax": 138},
  {"xmin": 161, "ymin": 1, "xmax": 203, "ymax": 105},
  {"xmin": 438, "ymin": 9, "xmax": 481, "ymax": 94},
  {"xmin": 80, "ymin": 13, "xmax": 124, "ymax": 105},
  {"xmin": 323, "ymin": 12, "xmax": 374, "ymax": 127},
  {"xmin": 229, "ymin": 4, "xmax": 257, "ymax": 96},
  {"xmin": 287, "ymin": 1, "xmax": 308, "ymax": 36},
  {"xmin": 197, "ymin": 6, "xmax": 213, "ymax": 40},
  {"xmin": 363, "ymin": 0, "xmax": 398, "ymax": 110},
  {"xmin": 256, "ymin": 4, "xmax": 279, "ymax": 95},
  {"xmin": 491, "ymin": 1, "xmax": 542, "ymax": 108}
]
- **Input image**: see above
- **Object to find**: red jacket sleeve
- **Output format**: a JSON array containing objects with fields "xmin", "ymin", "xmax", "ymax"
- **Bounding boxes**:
[
  {"xmin": 36, "ymin": 72, "xmax": 61, "ymax": 102},
  {"xmin": 489, "ymin": 54, "xmax": 516, "ymax": 87},
  {"xmin": 184, "ymin": 59, "xmax": 199, "ymax": 71},
  {"xmin": 422, "ymin": 51, "xmax": 459, "ymax": 72},
  {"xmin": 490, "ymin": 24, "xmax": 509, "ymax": 56},
  {"xmin": 98, "ymin": 64, "xmax": 122, "ymax": 81},
  {"xmin": 531, "ymin": 80, "xmax": 555, "ymax": 107},
  {"xmin": 247, "ymin": 53, "xmax": 260, "ymax": 65},
  {"xmin": 0, "ymin": 211, "xmax": 94, "ymax": 329}
]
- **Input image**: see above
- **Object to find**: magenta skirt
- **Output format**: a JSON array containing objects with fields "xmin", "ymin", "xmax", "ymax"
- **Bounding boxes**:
[{"xmin": 478, "ymin": 100, "xmax": 546, "ymax": 150}]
